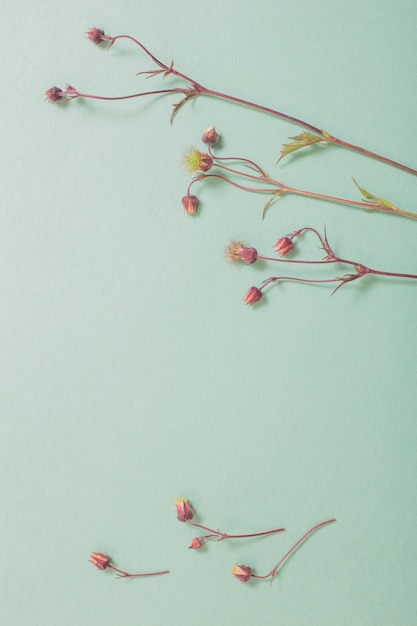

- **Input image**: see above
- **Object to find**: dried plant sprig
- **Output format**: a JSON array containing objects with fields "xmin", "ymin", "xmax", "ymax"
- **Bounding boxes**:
[
  {"xmin": 224, "ymin": 227, "xmax": 417, "ymax": 304},
  {"xmin": 89, "ymin": 552, "xmax": 169, "ymax": 579},
  {"xmin": 183, "ymin": 136, "xmax": 416, "ymax": 220},
  {"xmin": 232, "ymin": 518, "xmax": 336, "ymax": 585},
  {"xmin": 46, "ymin": 28, "xmax": 417, "ymax": 176},
  {"xmin": 174, "ymin": 497, "xmax": 285, "ymax": 550}
]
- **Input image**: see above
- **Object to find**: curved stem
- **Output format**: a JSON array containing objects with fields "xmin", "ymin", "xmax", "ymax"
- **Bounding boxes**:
[
  {"xmin": 261, "ymin": 276, "xmax": 341, "ymax": 291},
  {"xmin": 187, "ymin": 520, "xmax": 285, "ymax": 539},
  {"xmin": 223, "ymin": 527, "xmax": 285, "ymax": 539},
  {"xmin": 252, "ymin": 519, "xmax": 336, "ymax": 581},
  {"xmin": 109, "ymin": 564, "xmax": 170, "ymax": 578},
  {"xmin": 109, "ymin": 33, "xmax": 417, "ymax": 175}
]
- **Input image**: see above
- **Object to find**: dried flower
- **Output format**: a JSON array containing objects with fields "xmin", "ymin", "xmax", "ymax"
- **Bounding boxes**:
[
  {"xmin": 243, "ymin": 286, "xmax": 263, "ymax": 305},
  {"xmin": 275, "ymin": 236, "xmax": 294, "ymax": 256},
  {"xmin": 174, "ymin": 497, "xmax": 194, "ymax": 522},
  {"xmin": 89, "ymin": 551, "xmax": 169, "ymax": 579},
  {"xmin": 188, "ymin": 537, "xmax": 204, "ymax": 550},
  {"xmin": 45, "ymin": 86, "xmax": 64, "ymax": 103},
  {"xmin": 87, "ymin": 27, "xmax": 108, "ymax": 45},
  {"xmin": 226, "ymin": 241, "xmax": 258, "ymax": 264},
  {"xmin": 183, "ymin": 148, "xmax": 213, "ymax": 173},
  {"xmin": 182, "ymin": 194, "xmax": 198, "ymax": 215},
  {"xmin": 201, "ymin": 127, "xmax": 220, "ymax": 146},
  {"xmin": 232, "ymin": 564, "xmax": 252, "ymax": 583},
  {"xmin": 89, "ymin": 552, "xmax": 111, "ymax": 570}
]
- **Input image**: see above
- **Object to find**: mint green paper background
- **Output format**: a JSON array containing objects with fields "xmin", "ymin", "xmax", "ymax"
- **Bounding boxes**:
[{"xmin": 1, "ymin": 1, "xmax": 416, "ymax": 624}]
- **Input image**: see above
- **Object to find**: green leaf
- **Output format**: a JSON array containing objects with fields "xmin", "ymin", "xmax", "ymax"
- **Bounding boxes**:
[
  {"xmin": 277, "ymin": 132, "xmax": 325, "ymax": 163},
  {"xmin": 352, "ymin": 178, "xmax": 399, "ymax": 211},
  {"xmin": 261, "ymin": 191, "xmax": 283, "ymax": 220}
]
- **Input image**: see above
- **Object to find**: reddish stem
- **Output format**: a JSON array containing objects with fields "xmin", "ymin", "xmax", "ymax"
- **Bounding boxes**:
[
  {"xmin": 252, "ymin": 518, "xmax": 336, "ymax": 581},
  {"xmin": 106, "ymin": 33, "xmax": 417, "ymax": 176},
  {"xmin": 212, "ymin": 161, "xmax": 417, "ymax": 219},
  {"xmin": 108, "ymin": 564, "xmax": 170, "ymax": 578},
  {"xmin": 186, "ymin": 519, "xmax": 285, "ymax": 539}
]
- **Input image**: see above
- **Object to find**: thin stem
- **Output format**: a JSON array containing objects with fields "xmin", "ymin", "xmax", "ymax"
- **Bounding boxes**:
[
  {"xmin": 71, "ymin": 88, "xmax": 184, "ymax": 102},
  {"xmin": 109, "ymin": 33, "xmax": 417, "ymax": 175},
  {"xmin": 283, "ymin": 185, "xmax": 417, "ymax": 219},
  {"xmin": 188, "ymin": 174, "xmax": 275, "ymax": 195},
  {"xmin": 252, "ymin": 518, "xmax": 336, "ymax": 581},
  {"xmin": 222, "ymin": 527, "xmax": 285, "ymax": 539},
  {"xmin": 187, "ymin": 519, "xmax": 285, "ymax": 539},
  {"xmin": 369, "ymin": 269, "xmax": 417, "ymax": 280},
  {"xmin": 258, "ymin": 255, "xmax": 335, "ymax": 265},
  {"xmin": 200, "ymin": 160, "xmax": 417, "ymax": 219},
  {"xmin": 261, "ymin": 277, "xmax": 341, "ymax": 291},
  {"xmin": 109, "ymin": 564, "xmax": 170, "ymax": 578}
]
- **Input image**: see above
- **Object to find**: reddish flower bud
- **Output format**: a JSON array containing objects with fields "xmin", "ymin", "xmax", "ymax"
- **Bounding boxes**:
[
  {"xmin": 275, "ymin": 236, "xmax": 293, "ymax": 256},
  {"xmin": 232, "ymin": 564, "xmax": 252, "ymax": 583},
  {"xmin": 87, "ymin": 27, "xmax": 108, "ymax": 45},
  {"xmin": 201, "ymin": 127, "xmax": 220, "ymax": 146},
  {"xmin": 45, "ymin": 86, "xmax": 64, "ymax": 103},
  {"xmin": 243, "ymin": 286, "xmax": 263, "ymax": 305},
  {"xmin": 226, "ymin": 241, "xmax": 258, "ymax": 264},
  {"xmin": 89, "ymin": 552, "xmax": 111, "ymax": 570},
  {"xmin": 183, "ymin": 148, "xmax": 213, "ymax": 173},
  {"xmin": 174, "ymin": 497, "xmax": 194, "ymax": 522},
  {"xmin": 182, "ymin": 194, "xmax": 198, "ymax": 215},
  {"xmin": 188, "ymin": 537, "xmax": 204, "ymax": 550}
]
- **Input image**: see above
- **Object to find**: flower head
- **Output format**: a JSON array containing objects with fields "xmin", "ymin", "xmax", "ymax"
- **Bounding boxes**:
[
  {"xmin": 182, "ymin": 194, "xmax": 198, "ymax": 215},
  {"xmin": 89, "ymin": 552, "xmax": 111, "ymax": 570},
  {"xmin": 45, "ymin": 86, "xmax": 64, "ymax": 103},
  {"xmin": 275, "ymin": 236, "xmax": 293, "ymax": 256},
  {"xmin": 174, "ymin": 497, "xmax": 194, "ymax": 522},
  {"xmin": 232, "ymin": 564, "xmax": 252, "ymax": 583},
  {"xmin": 87, "ymin": 27, "xmax": 109, "ymax": 45},
  {"xmin": 201, "ymin": 127, "xmax": 220, "ymax": 146},
  {"xmin": 183, "ymin": 148, "xmax": 213, "ymax": 173},
  {"xmin": 243, "ymin": 286, "xmax": 263, "ymax": 305},
  {"xmin": 226, "ymin": 241, "xmax": 258, "ymax": 264},
  {"xmin": 188, "ymin": 537, "xmax": 204, "ymax": 550}
]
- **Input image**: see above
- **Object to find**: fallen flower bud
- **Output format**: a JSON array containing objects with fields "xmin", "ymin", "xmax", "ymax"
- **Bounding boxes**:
[
  {"xmin": 182, "ymin": 194, "xmax": 199, "ymax": 215},
  {"xmin": 89, "ymin": 552, "xmax": 169, "ymax": 579},
  {"xmin": 232, "ymin": 564, "xmax": 253, "ymax": 583},
  {"xmin": 243, "ymin": 286, "xmax": 263, "ymax": 305},
  {"xmin": 274, "ymin": 236, "xmax": 294, "ymax": 256},
  {"xmin": 174, "ymin": 497, "xmax": 194, "ymax": 522},
  {"xmin": 201, "ymin": 127, "xmax": 220, "ymax": 146}
]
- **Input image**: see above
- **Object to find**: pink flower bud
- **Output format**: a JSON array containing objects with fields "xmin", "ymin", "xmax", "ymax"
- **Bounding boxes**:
[
  {"xmin": 182, "ymin": 194, "xmax": 198, "ymax": 215},
  {"xmin": 89, "ymin": 552, "xmax": 111, "ymax": 570},
  {"xmin": 226, "ymin": 241, "xmax": 258, "ymax": 264},
  {"xmin": 174, "ymin": 497, "xmax": 194, "ymax": 522},
  {"xmin": 275, "ymin": 236, "xmax": 293, "ymax": 256},
  {"xmin": 45, "ymin": 86, "xmax": 64, "ymax": 103},
  {"xmin": 188, "ymin": 537, "xmax": 204, "ymax": 550},
  {"xmin": 232, "ymin": 564, "xmax": 252, "ymax": 583},
  {"xmin": 86, "ymin": 27, "xmax": 108, "ymax": 45},
  {"xmin": 243, "ymin": 286, "xmax": 263, "ymax": 305},
  {"xmin": 201, "ymin": 127, "xmax": 220, "ymax": 146}
]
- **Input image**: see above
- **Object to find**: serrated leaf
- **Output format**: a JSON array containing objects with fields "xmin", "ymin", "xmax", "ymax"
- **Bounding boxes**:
[
  {"xmin": 277, "ymin": 132, "xmax": 324, "ymax": 163},
  {"xmin": 352, "ymin": 178, "xmax": 399, "ymax": 211}
]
